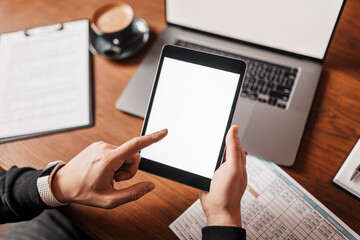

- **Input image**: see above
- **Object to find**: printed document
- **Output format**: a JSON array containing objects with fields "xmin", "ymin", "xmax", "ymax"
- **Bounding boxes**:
[
  {"xmin": 333, "ymin": 138, "xmax": 360, "ymax": 199},
  {"xmin": 170, "ymin": 155, "xmax": 360, "ymax": 240},
  {"xmin": 0, "ymin": 20, "xmax": 90, "ymax": 142}
]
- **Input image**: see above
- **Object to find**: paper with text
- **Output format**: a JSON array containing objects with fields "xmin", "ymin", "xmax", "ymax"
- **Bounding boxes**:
[
  {"xmin": 333, "ymin": 138, "xmax": 360, "ymax": 199},
  {"xmin": 0, "ymin": 20, "xmax": 90, "ymax": 141},
  {"xmin": 170, "ymin": 155, "xmax": 360, "ymax": 240}
]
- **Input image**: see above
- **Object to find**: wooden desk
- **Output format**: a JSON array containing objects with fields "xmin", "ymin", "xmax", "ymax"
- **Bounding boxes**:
[{"xmin": 0, "ymin": 0, "xmax": 359, "ymax": 239}]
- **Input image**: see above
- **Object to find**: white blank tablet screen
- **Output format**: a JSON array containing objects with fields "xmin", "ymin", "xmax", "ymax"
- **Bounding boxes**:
[{"xmin": 141, "ymin": 57, "xmax": 240, "ymax": 179}]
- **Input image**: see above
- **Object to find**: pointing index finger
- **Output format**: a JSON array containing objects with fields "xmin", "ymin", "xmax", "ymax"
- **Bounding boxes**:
[{"xmin": 115, "ymin": 129, "xmax": 168, "ymax": 158}]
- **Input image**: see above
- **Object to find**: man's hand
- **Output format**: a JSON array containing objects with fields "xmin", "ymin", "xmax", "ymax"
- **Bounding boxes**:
[
  {"xmin": 51, "ymin": 129, "xmax": 168, "ymax": 209},
  {"xmin": 199, "ymin": 125, "xmax": 247, "ymax": 227}
]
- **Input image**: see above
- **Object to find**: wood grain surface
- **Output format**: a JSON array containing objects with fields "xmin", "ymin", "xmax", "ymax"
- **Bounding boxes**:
[{"xmin": 0, "ymin": 0, "xmax": 359, "ymax": 239}]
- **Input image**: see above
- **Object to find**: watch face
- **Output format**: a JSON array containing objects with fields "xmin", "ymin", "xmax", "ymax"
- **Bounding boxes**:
[{"xmin": 40, "ymin": 161, "xmax": 59, "ymax": 177}]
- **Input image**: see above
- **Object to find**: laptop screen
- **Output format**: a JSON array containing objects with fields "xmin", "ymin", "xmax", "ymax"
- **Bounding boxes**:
[{"xmin": 166, "ymin": 0, "xmax": 344, "ymax": 60}]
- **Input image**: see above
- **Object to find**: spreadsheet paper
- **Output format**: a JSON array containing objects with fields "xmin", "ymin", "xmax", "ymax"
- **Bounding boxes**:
[{"xmin": 170, "ymin": 155, "xmax": 359, "ymax": 240}]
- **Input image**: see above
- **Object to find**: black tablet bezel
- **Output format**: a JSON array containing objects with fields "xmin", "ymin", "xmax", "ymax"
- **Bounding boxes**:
[{"xmin": 139, "ymin": 44, "xmax": 247, "ymax": 191}]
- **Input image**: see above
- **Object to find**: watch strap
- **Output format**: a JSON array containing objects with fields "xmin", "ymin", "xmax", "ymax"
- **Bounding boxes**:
[{"xmin": 37, "ymin": 160, "xmax": 67, "ymax": 207}]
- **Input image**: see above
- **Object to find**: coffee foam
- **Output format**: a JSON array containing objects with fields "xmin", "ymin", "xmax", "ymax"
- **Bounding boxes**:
[{"xmin": 94, "ymin": 3, "xmax": 134, "ymax": 33}]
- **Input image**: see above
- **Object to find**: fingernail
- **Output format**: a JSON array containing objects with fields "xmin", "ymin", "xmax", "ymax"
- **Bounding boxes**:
[
  {"xmin": 143, "ymin": 183, "xmax": 155, "ymax": 194},
  {"xmin": 159, "ymin": 129, "xmax": 168, "ymax": 134},
  {"xmin": 148, "ymin": 183, "xmax": 155, "ymax": 192},
  {"xmin": 234, "ymin": 125, "xmax": 239, "ymax": 137}
]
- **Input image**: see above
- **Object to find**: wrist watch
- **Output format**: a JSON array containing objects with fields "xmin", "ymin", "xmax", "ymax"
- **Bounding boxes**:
[{"xmin": 36, "ymin": 160, "xmax": 68, "ymax": 207}]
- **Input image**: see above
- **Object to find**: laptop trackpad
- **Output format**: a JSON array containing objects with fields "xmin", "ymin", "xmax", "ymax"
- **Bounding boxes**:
[{"xmin": 231, "ymin": 100, "xmax": 254, "ymax": 140}]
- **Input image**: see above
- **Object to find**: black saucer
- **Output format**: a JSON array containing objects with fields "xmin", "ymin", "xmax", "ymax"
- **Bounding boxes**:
[{"xmin": 90, "ymin": 18, "xmax": 150, "ymax": 60}]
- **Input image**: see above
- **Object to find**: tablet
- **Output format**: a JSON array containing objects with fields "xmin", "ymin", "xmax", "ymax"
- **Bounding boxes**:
[{"xmin": 139, "ymin": 45, "xmax": 246, "ymax": 191}]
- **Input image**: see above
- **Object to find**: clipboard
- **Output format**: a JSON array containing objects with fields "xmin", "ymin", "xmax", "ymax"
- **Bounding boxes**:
[{"xmin": 0, "ymin": 19, "xmax": 94, "ymax": 143}]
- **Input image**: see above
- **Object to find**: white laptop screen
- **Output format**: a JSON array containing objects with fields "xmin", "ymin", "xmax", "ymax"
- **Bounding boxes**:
[{"xmin": 166, "ymin": 0, "xmax": 344, "ymax": 60}]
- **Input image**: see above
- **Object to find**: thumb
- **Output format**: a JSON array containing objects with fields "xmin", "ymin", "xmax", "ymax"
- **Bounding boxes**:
[
  {"xmin": 225, "ymin": 125, "xmax": 241, "ymax": 168},
  {"xmin": 108, "ymin": 181, "xmax": 155, "ymax": 208}
]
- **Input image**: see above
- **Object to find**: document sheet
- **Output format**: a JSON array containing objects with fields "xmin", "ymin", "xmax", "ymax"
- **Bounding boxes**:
[
  {"xmin": 0, "ymin": 20, "xmax": 91, "ymax": 142},
  {"xmin": 170, "ymin": 155, "xmax": 360, "ymax": 240},
  {"xmin": 333, "ymin": 138, "xmax": 360, "ymax": 199}
]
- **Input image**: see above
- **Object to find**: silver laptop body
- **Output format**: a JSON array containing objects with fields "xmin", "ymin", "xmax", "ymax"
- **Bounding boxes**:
[{"xmin": 116, "ymin": 0, "xmax": 346, "ymax": 166}]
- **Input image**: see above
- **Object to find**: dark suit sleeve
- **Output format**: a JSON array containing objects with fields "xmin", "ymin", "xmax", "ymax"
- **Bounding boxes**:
[
  {"xmin": 202, "ymin": 226, "xmax": 246, "ymax": 240},
  {"xmin": 0, "ymin": 166, "xmax": 50, "ymax": 223}
]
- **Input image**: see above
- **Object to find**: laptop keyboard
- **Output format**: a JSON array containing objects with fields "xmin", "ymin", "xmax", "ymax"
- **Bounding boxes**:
[{"xmin": 175, "ymin": 40, "xmax": 299, "ymax": 110}]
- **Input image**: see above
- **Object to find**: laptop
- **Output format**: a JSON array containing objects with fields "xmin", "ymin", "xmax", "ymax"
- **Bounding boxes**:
[{"xmin": 116, "ymin": 0, "xmax": 346, "ymax": 166}]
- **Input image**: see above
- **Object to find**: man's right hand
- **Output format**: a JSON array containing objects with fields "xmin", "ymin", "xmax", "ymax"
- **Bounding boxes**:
[
  {"xmin": 51, "ymin": 129, "xmax": 168, "ymax": 209},
  {"xmin": 199, "ymin": 125, "xmax": 247, "ymax": 227}
]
